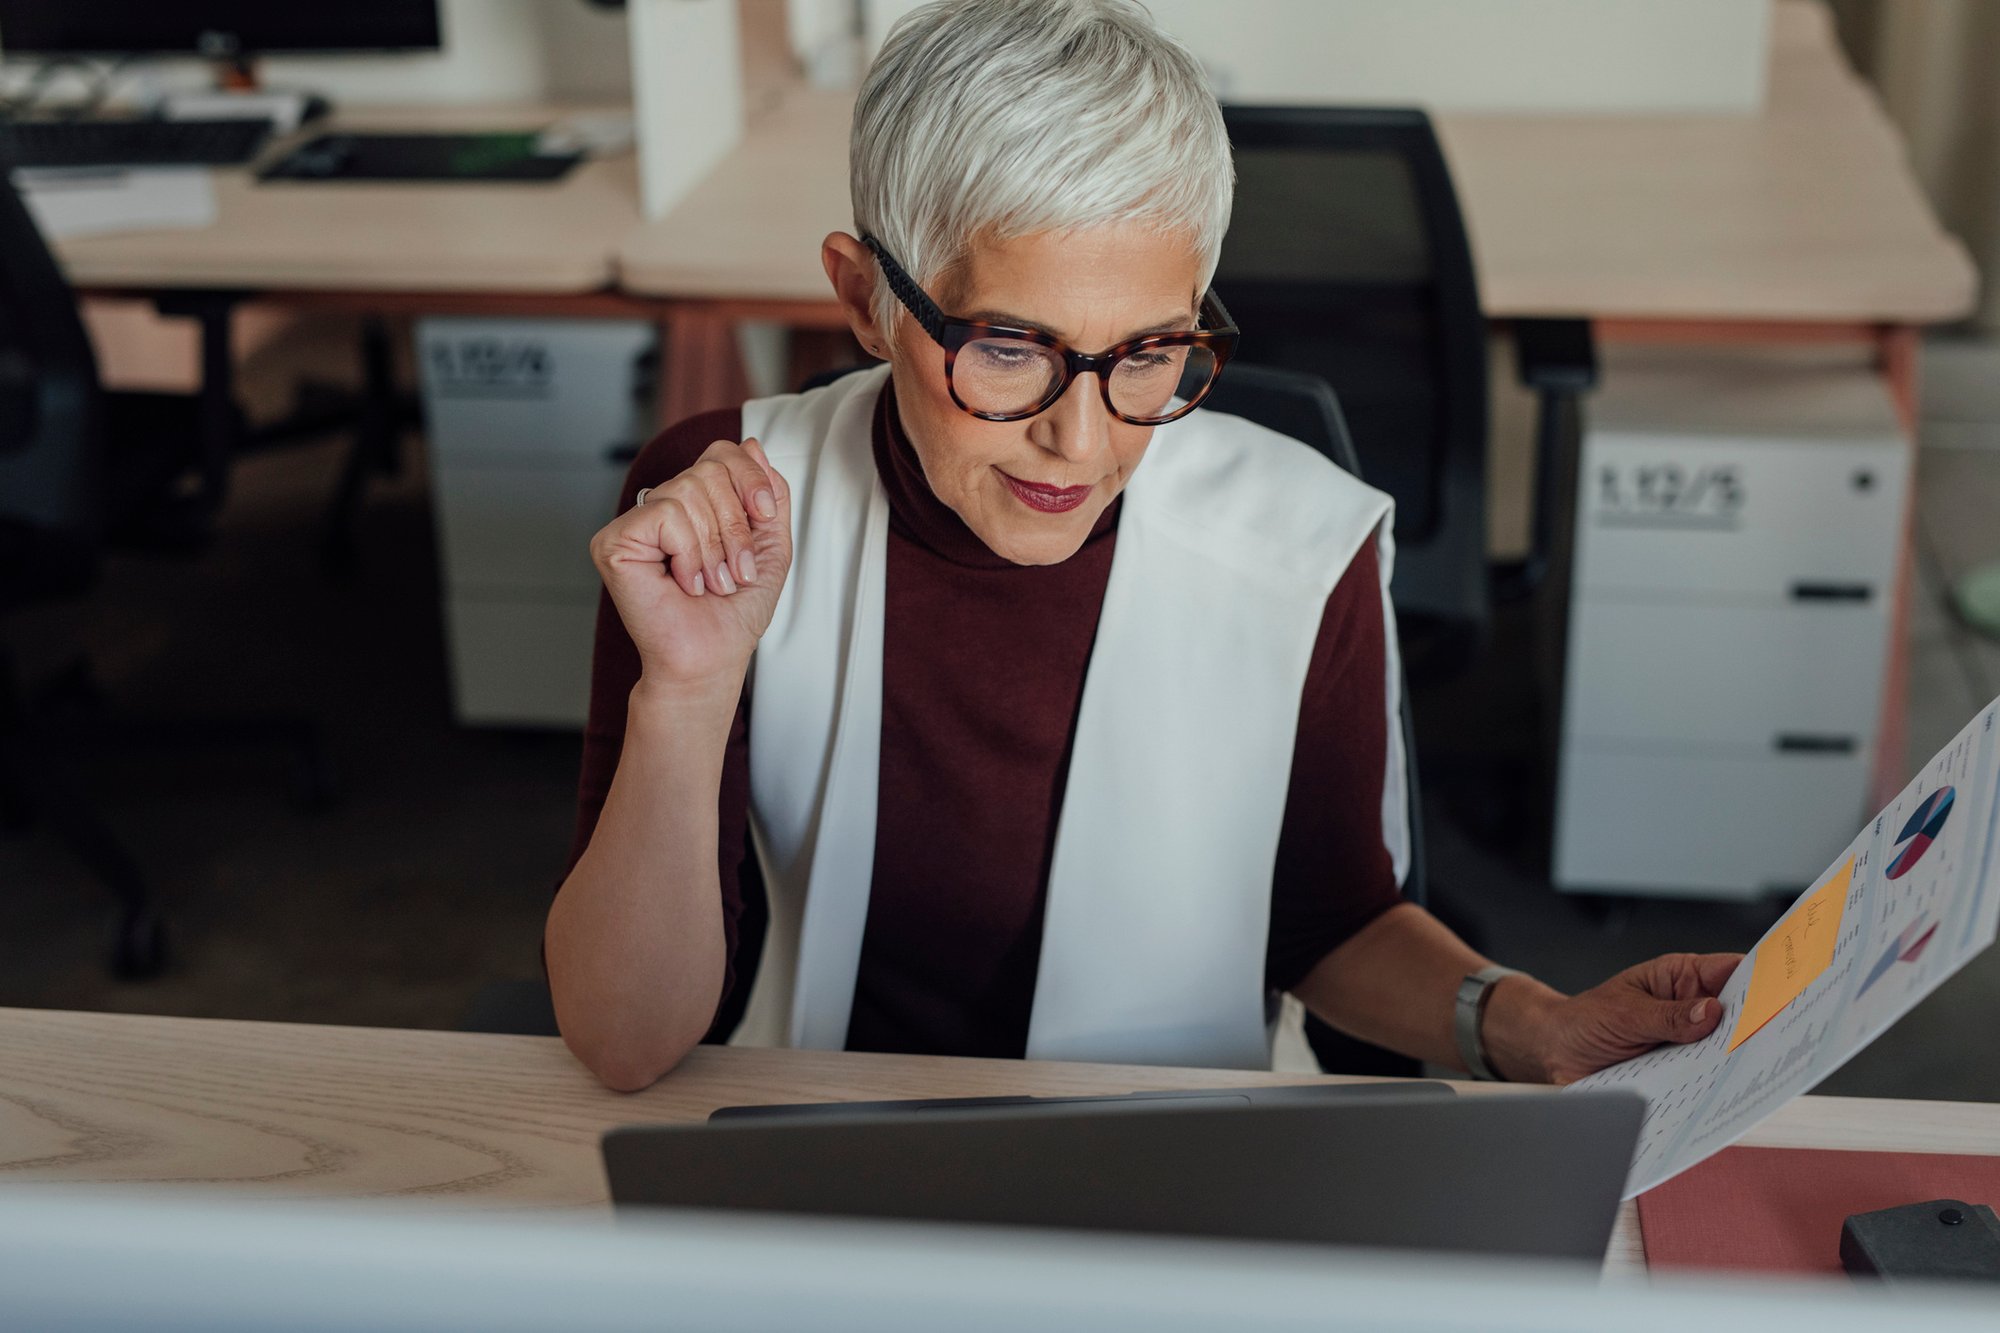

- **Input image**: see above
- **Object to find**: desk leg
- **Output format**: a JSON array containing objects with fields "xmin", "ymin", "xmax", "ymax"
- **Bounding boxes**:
[
  {"xmin": 153, "ymin": 292, "xmax": 245, "ymax": 513},
  {"xmin": 1873, "ymin": 324, "xmax": 1923, "ymax": 807},
  {"xmin": 659, "ymin": 308, "xmax": 751, "ymax": 430}
]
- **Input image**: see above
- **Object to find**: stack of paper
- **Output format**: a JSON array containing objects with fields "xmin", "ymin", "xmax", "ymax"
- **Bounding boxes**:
[{"xmin": 14, "ymin": 167, "xmax": 217, "ymax": 239}]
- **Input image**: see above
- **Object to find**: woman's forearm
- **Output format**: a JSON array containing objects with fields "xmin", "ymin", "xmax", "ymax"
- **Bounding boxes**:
[
  {"xmin": 545, "ymin": 676, "xmax": 740, "ymax": 1090},
  {"xmin": 1292, "ymin": 902, "xmax": 1564, "ymax": 1081}
]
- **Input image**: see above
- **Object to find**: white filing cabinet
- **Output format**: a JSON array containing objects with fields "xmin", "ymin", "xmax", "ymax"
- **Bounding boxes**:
[
  {"xmin": 1553, "ymin": 349, "xmax": 1910, "ymax": 899},
  {"xmin": 417, "ymin": 318, "xmax": 658, "ymax": 727}
]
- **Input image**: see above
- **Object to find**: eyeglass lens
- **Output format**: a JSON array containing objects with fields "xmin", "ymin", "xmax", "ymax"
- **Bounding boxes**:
[{"xmin": 953, "ymin": 338, "xmax": 1220, "ymax": 422}]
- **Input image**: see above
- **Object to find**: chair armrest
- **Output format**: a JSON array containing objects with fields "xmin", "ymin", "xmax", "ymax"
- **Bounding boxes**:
[
  {"xmin": 1495, "ymin": 320, "xmax": 1597, "ymax": 602},
  {"xmin": 0, "ymin": 350, "xmax": 37, "ymax": 455},
  {"xmin": 1512, "ymin": 318, "xmax": 1597, "ymax": 394}
]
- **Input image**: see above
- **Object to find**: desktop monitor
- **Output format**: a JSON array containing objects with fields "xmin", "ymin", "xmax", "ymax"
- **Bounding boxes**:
[{"xmin": 0, "ymin": 2, "xmax": 442, "ymax": 59}]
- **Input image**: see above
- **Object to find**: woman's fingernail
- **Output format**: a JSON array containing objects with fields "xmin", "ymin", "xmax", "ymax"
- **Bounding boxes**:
[
  {"xmin": 736, "ymin": 548, "xmax": 757, "ymax": 584},
  {"xmin": 1690, "ymin": 1000, "xmax": 1710, "ymax": 1024},
  {"xmin": 691, "ymin": 572, "xmax": 704, "ymax": 596},
  {"xmin": 713, "ymin": 562, "xmax": 735, "ymax": 594},
  {"xmin": 754, "ymin": 489, "xmax": 776, "ymax": 520}
]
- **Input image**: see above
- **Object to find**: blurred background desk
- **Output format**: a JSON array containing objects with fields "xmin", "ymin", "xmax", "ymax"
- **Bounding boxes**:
[
  {"xmin": 619, "ymin": 0, "xmax": 1971, "ymax": 834},
  {"xmin": 621, "ymin": 2, "xmax": 1973, "ymax": 407},
  {"xmin": 52, "ymin": 104, "xmax": 642, "ymax": 298},
  {"xmin": 2, "ymin": 1005, "xmax": 1996, "ymax": 1279}
]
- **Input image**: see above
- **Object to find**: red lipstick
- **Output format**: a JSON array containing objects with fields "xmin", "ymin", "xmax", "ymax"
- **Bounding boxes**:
[{"xmin": 1001, "ymin": 471, "xmax": 1093, "ymax": 514}]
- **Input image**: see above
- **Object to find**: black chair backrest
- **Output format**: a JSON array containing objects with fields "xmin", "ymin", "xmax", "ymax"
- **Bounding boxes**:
[
  {"xmin": 1198, "ymin": 361, "xmax": 1360, "ymax": 477},
  {"xmin": 1199, "ymin": 362, "xmax": 1425, "ymax": 908},
  {"xmin": 1216, "ymin": 105, "xmax": 1488, "ymax": 629},
  {"xmin": 0, "ymin": 170, "xmax": 106, "ymax": 566}
]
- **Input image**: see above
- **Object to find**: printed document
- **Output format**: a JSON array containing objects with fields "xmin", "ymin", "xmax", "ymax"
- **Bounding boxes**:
[{"xmin": 1571, "ymin": 696, "xmax": 2000, "ymax": 1198}]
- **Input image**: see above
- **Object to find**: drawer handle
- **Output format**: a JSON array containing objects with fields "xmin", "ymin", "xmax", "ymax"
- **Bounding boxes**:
[
  {"xmin": 1775, "ymin": 733, "xmax": 1858, "ymax": 754},
  {"xmin": 605, "ymin": 441, "xmax": 642, "ymax": 465},
  {"xmin": 1789, "ymin": 582, "xmax": 1873, "ymax": 603}
]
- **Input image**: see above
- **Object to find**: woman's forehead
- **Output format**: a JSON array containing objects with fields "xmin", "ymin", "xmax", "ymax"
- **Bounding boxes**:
[{"xmin": 945, "ymin": 224, "xmax": 1201, "ymax": 342}]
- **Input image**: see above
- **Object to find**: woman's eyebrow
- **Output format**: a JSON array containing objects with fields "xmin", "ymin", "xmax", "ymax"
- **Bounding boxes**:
[{"xmin": 961, "ymin": 309, "xmax": 1197, "ymax": 343}]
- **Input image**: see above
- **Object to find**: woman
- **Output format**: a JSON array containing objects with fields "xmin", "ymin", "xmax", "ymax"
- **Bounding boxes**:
[{"xmin": 547, "ymin": 0, "xmax": 1738, "ymax": 1092}]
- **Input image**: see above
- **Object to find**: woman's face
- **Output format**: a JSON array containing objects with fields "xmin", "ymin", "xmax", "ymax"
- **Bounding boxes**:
[{"xmin": 882, "ymin": 224, "xmax": 1203, "ymax": 566}]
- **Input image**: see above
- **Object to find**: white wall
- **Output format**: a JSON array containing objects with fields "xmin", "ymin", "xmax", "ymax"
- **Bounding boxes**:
[
  {"xmin": 0, "ymin": 0, "xmax": 632, "ymax": 107},
  {"xmin": 861, "ymin": 0, "xmax": 1772, "ymax": 113},
  {"xmin": 629, "ymin": 0, "xmax": 744, "ymax": 218}
]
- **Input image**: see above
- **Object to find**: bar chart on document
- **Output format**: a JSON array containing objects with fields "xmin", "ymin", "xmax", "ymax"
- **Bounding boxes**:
[{"xmin": 1572, "ymin": 696, "xmax": 2000, "ymax": 1198}]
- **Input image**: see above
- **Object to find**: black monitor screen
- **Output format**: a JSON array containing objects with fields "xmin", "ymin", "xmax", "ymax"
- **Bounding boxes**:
[{"xmin": 0, "ymin": 2, "xmax": 442, "ymax": 57}]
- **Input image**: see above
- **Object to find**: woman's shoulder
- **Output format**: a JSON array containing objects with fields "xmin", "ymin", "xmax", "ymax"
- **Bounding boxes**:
[
  {"xmin": 620, "ymin": 407, "xmax": 745, "ymax": 497},
  {"xmin": 1139, "ymin": 406, "xmax": 1394, "ymax": 579}
]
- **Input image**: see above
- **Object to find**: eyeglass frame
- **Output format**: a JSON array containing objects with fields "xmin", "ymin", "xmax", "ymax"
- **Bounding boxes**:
[{"xmin": 861, "ymin": 233, "xmax": 1239, "ymax": 425}]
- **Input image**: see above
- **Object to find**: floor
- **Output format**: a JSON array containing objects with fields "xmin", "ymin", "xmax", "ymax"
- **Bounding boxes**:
[{"xmin": 4, "ymin": 321, "xmax": 1999, "ymax": 1102}]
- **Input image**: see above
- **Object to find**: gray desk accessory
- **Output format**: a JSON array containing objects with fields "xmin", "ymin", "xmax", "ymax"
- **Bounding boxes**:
[{"xmin": 1841, "ymin": 1199, "xmax": 2000, "ymax": 1283}]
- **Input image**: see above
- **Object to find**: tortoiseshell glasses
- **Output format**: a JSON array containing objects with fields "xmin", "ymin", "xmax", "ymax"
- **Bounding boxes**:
[{"xmin": 863, "ymin": 234, "xmax": 1238, "ymax": 425}]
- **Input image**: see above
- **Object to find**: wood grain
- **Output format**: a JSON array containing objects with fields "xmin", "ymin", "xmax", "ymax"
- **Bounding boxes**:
[
  {"xmin": 6, "ymin": 1007, "xmax": 1994, "ymax": 1278},
  {"xmin": 0, "ymin": 1008, "xmax": 1367, "ymax": 1212}
]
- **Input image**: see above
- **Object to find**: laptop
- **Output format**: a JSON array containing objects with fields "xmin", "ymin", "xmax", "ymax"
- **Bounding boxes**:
[
  {"xmin": 706, "ymin": 1077, "xmax": 1452, "ymax": 1121},
  {"xmin": 604, "ymin": 1087, "xmax": 1644, "ymax": 1263}
]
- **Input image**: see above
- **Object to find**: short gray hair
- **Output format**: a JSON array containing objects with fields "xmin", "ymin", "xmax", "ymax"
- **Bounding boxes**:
[{"xmin": 851, "ymin": 0, "xmax": 1233, "ymax": 348}]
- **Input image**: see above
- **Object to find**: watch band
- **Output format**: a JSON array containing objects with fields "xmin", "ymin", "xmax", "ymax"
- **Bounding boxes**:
[{"xmin": 1454, "ymin": 965, "xmax": 1522, "ymax": 1081}]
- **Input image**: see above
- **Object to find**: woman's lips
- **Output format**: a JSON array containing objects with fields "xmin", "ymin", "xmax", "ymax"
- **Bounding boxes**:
[{"xmin": 1000, "ymin": 470, "xmax": 1094, "ymax": 514}]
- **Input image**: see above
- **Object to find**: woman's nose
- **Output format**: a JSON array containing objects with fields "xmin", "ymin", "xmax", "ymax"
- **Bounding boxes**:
[{"xmin": 1036, "ymin": 371, "xmax": 1113, "ymax": 465}]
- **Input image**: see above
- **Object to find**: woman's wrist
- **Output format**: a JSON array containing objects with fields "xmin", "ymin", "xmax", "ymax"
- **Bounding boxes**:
[
  {"xmin": 630, "ymin": 666, "xmax": 746, "ymax": 720},
  {"xmin": 1476, "ymin": 974, "xmax": 1568, "ymax": 1083}
]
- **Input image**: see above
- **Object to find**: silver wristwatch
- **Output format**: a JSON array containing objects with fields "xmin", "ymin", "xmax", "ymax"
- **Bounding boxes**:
[{"xmin": 1454, "ymin": 965, "xmax": 1522, "ymax": 1081}]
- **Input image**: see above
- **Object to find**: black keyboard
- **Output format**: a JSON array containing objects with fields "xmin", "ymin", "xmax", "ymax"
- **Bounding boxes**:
[{"xmin": 0, "ymin": 118, "xmax": 271, "ymax": 169}]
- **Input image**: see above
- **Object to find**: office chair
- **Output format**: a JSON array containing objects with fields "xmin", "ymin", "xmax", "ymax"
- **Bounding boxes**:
[
  {"xmin": 0, "ymin": 173, "xmax": 337, "ymax": 979},
  {"xmin": 1217, "ymin": 105, "xmax": 1597, "ymax": 681}
]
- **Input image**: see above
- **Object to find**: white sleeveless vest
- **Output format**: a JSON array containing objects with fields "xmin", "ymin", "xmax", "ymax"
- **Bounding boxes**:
[{"xmin": 733, "ymin": 365, "xmax": 1403, "ymax": 1070}]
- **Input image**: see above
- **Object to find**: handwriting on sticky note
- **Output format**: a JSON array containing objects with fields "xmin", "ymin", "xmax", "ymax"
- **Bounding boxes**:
[{"xmin": 1728, "ymin": 858, "xmax": 1853, "ymax": 1051}]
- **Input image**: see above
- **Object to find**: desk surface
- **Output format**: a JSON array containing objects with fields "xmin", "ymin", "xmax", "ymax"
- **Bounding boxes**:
[
  {"xmin": 619, "ymin": 0, "xmax": 1974, "ymax": 324},
  {"xmin": 54, "ymin": 104, "xmax": 640, "ymax": 295},
  {"xmin": 5, "ymin": 1005, "xmax": 1997, "ymax": 1278}
]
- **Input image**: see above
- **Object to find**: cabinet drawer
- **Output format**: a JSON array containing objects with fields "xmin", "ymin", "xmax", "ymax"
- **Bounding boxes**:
[
  {"xmin": 1563, "ymin": 598, "xmax": 1888, "ymax": 751},
  {"xmin": 1575, "ymin": 432, "xmax": 1906, "ymax": 602},
  {"xmin": 1553, "ymin": 746, "xmax": 1869, "ymax": 899},
  {"xmin": 431, "ymin": 462, "xmax": 625, "ymax": 596},
  {"xmin": 442, "ymin": 595, "xmax": 600, "ymax": 728},
  {"xmin": 417, "ymin": 317, "xmax": 657, "ymax": 467}
]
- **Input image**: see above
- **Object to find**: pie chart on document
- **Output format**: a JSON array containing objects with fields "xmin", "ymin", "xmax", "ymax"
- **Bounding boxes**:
[{"xmin": 1886, "ymin": 786, "xmax": 1956, "ymax": 880}]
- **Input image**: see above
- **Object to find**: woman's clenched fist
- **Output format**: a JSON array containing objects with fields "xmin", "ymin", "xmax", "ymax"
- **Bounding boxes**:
[{"xmin": 589, "ymin": 437, "xmax": 791, "ymax": 692}]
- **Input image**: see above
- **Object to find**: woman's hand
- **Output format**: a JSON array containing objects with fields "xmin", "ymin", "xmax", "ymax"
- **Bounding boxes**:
[
  {"xmin": 1488, "ymin": 952, "xmax": 1743, "ymax": 1084},
  {"xmin": 589, "ymin": 437, "xmax": 792, "ymax": 694}
]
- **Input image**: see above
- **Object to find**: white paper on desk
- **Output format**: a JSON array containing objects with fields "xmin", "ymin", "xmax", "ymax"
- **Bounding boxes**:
[
  {"xmin": 1570, "ymin": 694, "xmax": 2000, "ymax": 1199},
  {"xmin": 13, "ymin": 167, "xmax": 217, "ymax": 239}
]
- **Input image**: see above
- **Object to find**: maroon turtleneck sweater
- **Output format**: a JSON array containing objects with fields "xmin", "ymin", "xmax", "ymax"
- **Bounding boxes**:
[{"xmin": 563, "ymin": 381, "xmax": 1401, "ymax": 1058}]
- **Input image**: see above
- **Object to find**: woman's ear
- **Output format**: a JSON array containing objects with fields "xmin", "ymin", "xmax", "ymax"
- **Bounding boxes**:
[{"xmin": 821, "ymin": 232, "xmax": 888, "ymax": 359}]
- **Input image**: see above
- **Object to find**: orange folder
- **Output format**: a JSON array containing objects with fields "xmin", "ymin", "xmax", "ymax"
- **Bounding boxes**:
[{"xmin": 1638, "ymin": 1145, "xmax": 2000, "ymax": 1275}]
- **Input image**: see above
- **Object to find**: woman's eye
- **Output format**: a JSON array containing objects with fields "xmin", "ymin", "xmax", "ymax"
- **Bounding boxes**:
[{"xmin": 973, "ymin": 343, "xmax": 1041, "ymax": 368}]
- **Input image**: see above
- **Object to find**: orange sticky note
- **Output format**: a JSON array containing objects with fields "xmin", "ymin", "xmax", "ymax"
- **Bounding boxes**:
[{"xmin": 1728, "ymin": 858, "xmax": 1852, "ymax": 1051}]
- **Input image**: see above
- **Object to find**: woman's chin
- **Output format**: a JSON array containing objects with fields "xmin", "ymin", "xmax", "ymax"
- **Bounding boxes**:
[{"xmin": 974, "ymin": 512, "xmax": 1094, "ymax": 567}]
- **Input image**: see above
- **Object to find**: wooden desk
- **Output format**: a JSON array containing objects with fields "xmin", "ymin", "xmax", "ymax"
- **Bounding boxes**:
[
  {"xmin": 55, "ymin": 103, "xmax": 643, "ymax": 299},
  {"xmin": 618, "ymin": 3, "xmax": 1974, "ymax": 328},
  {"xmin": 5, "ymin": 1006, "xmax": 1996, "ymax": 1278}
]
